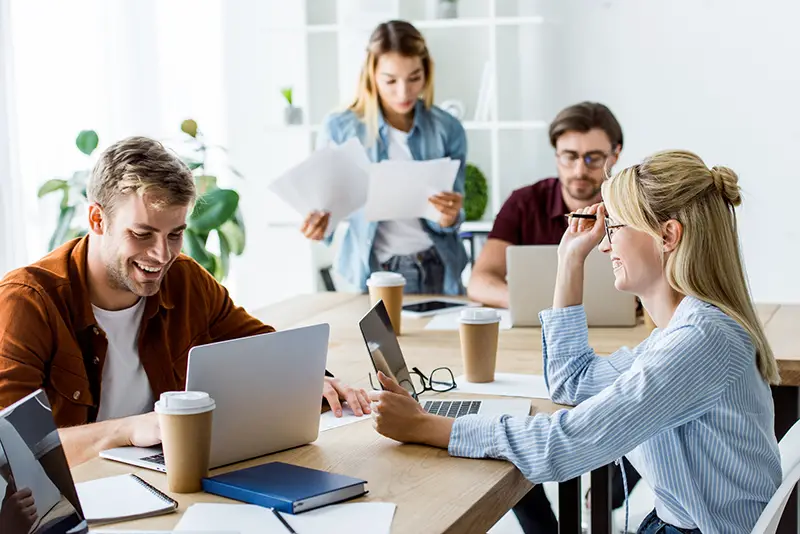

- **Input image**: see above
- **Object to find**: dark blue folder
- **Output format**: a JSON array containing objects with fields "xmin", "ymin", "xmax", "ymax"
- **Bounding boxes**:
[{"xmin": 202, "ymin": 461, "xmax": 368, "ymax": 514}]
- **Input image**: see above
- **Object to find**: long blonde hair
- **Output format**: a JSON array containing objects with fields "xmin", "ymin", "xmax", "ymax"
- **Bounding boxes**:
[
  {"xmin": 349, "ymin": 20, "xmax": 435, "ymax": 145},
  {"xmin": 602, "ymin": 150, "xmax": 779, "ymax": 385}
]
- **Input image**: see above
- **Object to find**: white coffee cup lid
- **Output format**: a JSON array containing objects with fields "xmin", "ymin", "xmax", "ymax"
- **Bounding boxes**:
[
  {"xmin": 460, "ymin": 307, "xmax": 501, "ymax": 325},
  {"xmin": 154, "ymin": 391, "xmax": 215, "ymax": 415},
  {"xmin": 366, "ymin": 271, "xmax": 406, "ymax": 287}
]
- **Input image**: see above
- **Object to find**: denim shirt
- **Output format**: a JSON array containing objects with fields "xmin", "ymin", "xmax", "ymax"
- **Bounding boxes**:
[{"xmin": 317, "ymin": 101, "xmax": 468, "ymax": 295}]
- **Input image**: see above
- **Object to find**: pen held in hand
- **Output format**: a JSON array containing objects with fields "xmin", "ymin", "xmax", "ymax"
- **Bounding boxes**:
[{"xmin": 564, "ymin": 213, "xmax": 597, "ymax": 220}]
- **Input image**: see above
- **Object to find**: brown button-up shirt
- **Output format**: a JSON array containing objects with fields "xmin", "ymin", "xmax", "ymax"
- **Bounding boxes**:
[{"xmin": 0, "ymin": 236, "xmax": 277, "ymax": 427}]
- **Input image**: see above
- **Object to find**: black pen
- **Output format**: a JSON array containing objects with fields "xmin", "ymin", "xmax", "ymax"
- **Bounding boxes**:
[
  {"xmin": 272, "ymin": 508, "xmax": 298, "ymax": 533},
  {"xmin": 564, "ymin": 213, "xmax": 597, "ymax": 220}
]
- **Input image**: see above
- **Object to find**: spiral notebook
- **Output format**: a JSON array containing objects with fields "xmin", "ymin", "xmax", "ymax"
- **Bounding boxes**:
[{"xmin": 76, "ymin": 473, "xmax": 178, "ymax": 524}]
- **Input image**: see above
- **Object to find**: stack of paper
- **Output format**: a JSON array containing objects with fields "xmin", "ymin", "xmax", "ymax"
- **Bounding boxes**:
[
  {"xmin": 175, "ymin": 502, "xmax": 396, "ymax": 534},
  {"xmin": 268, "ymin": 138, "xmax": 370, "ymax": 237},
  {"xmin": 364, "ymin": 157, "xmax": 460, "ymax": 222},
  {"xmin": 425, "ymin": 309, "xmax": 513, "ymax": 331},
  {"xmin": 452, "ymin": 373, "xmax": 550, "ymax": 400},
  {"xmin": 269, "ymin": 138, "xmax": 460, "ymax": 228}
]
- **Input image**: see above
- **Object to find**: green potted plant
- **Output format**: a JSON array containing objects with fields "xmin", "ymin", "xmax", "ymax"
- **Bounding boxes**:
[
  {"xmin": 464, "ymin": 162, "xmax": 488, "ymax": 221},
  {"xmin": 281, "ymin": 86, "xmax": 303, "ymax": 125},
  {"xmin": 37, "ymin": 120, "xmax": 247, "ymax": 281},
  {"xmin": 437, "ymin": 0, "xmax": 458, "ymax": 18}
]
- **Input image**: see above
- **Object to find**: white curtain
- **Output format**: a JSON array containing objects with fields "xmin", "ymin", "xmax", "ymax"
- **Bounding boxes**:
[{"xmin": 0, "ymin": 0, "xmax": 26, "ymax": 276}]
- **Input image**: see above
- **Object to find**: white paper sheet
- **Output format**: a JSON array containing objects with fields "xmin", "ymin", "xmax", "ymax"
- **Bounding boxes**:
[
  {"xmin": 364, "ymin": 158, "xmax": 460, "ymax": 222},
  {"xmin": 268, "ymin": 137, "xmax": 370, "ymax": 236},
  {"xmin": 319, "ymin": 404, "xmax": 370, "ymax": 432},
  {"xmin": 452, "ymin": 373, "xmax": 550, "ymax": 399},
  {"xmin": 424, "ymin": 309, "xmax": 513, "ymax": 331},
  {"xmin": 175, "ymin": 503, "xmax": 396, "ymax": 534}
]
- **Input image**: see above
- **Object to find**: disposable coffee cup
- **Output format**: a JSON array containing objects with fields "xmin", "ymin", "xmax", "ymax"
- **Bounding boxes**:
[
  {"xmin": 459, "ymin": 308, "xmax": 501, "ymax": 383},
  {"xmin": 367, "ymin": 272, "xmax": 406, "ymax": 335},
  {"xmin": 154, "ymin": 391, "xmax": 215, "ymax": 493}
]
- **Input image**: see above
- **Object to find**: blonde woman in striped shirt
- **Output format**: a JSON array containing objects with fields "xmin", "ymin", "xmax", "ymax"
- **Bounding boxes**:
[{"xmin": 369, "ymin": 150, "xmax": 781, "ymax": 533}]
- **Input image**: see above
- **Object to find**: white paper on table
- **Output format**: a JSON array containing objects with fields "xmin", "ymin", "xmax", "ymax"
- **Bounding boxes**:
[
  {"xmin": 268, "ymin": 137, "xmax": 371, "ymax": 236},
  {"xmin": 424, "ymin": 309, "xmax": 512, "ymax": 331},
  {"xmin": 319, "ymin": 404, "xmax": 370, "ymax": 432},
  {"xmin": 364, "ymin": 158, "xmax": 460, "ymax": 222},
  {"xmin": 175, "ymin": 502, "xmax": 397, "ymax": 534},
  {"xmin": 452, "ymin": 373, "xmax": 550, "ymax": 399}
]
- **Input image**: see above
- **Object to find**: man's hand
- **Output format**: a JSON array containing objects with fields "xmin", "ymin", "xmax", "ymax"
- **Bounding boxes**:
[
  {"xmin": 369, "ymin": 372, "xmax": 453, "ymax": 448},
  {"xmin": 0, "ymin": 476, "xmax": 37, "ymax": 534},
  {"xmin": 123, "ymin": 412, "xmax": 161, "ymax": 448},
  {"xmin": 322, "ymin": 377, "xmax": 371, "ymax": 418},
  {"xmin": 429, "ymin": 192, "xmax": 463, "ymax": 228}
]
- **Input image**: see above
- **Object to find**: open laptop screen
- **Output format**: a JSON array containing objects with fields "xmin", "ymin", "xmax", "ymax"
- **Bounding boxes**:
[
  {"xmin": 0, "ymin": 390, "xmax": 87, "ymax": 534},
  {"xmin": 358, "ymin": 300, "xmax": 417, "ymax": 397}
]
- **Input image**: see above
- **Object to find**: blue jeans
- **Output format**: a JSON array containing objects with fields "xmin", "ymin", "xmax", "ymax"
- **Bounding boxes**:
[
  {"xmin": 637, "ymin": 510, "xmax": 702, "ymax": 533},
  {"xmin": 380, "ymin": 247, "xmax": 445, "ymax": 295}
]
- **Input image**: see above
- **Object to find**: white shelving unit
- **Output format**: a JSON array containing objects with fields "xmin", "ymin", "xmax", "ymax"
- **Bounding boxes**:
[{"xmin": 263, "ymin": 0, "xmax": 562, "ymax": 223}]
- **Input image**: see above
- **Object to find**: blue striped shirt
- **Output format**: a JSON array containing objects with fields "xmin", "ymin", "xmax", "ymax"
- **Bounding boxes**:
[{"xmin": 448, "ymin": 296, "xmax": 780, "ymax": 533}]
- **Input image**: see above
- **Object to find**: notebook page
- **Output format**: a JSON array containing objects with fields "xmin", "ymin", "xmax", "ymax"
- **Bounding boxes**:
[
  {"xmin": 176, "ymin": 503, "xmax": 397, "ymax": 534},
  {"xmin": 76, "ymin": 474, "xmax": 174, "ymax": 522}
]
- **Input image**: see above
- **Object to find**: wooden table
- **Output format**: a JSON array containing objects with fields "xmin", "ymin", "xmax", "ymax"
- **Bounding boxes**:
[{"xmin": 71, "ymin": 294, "xmax": 800, "ymax": 533}]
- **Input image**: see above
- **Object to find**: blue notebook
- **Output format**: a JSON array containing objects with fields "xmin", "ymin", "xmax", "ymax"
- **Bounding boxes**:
[{"xmin": 201, "ymin": 462, "xmax": 368, "ymax": 514}]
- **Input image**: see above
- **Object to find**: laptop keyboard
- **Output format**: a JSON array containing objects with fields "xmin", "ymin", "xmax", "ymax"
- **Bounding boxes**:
[
  {"xmin": 423, "ymin": 400, "xmax": 481, "ymax": 418},
  {"xmin": 141, "ymin": 452, "xmax": 166, "ymax": 465}
]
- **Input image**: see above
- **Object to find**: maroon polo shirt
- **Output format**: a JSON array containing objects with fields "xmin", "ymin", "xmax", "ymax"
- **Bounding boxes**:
[{"xmin": 488, "ymin": 177, "xmax": 569, "ymax": 245}]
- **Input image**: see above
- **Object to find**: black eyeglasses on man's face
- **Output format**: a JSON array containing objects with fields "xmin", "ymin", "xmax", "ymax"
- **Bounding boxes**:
[
  {"xmin": 556, "ymin": 150, "xmax": 613, "ymax": 170},
  {"xmin": 604, "ymin": 216, "xmax": 626, "ymax": 244}
]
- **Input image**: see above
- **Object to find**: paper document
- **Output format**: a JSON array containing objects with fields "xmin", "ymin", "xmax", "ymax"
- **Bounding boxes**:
[
  {"xmin": 364, "ymin": 158, "xmax": 460, "ymax": 222},
  {"xmin": 268, "ymin": 137, "xmax": 371, "ymax": 236},
  {"xmin": 320, "ymin": 404, "xmax": 370, "ymax": 432},
  {"xmin": 425, "ymin": 309, "xmax": 512, "ymax": 331},
  {"xmin": 452, "ymin": 373, "xmax": 550, "ymax": 399},
  {"xmin": 175, "ymin": 502, "xmax": 396, "ymax": 534}
]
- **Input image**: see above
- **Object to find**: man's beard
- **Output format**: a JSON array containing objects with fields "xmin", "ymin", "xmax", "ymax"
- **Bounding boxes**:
[{"xmin": 566, "ymin": 176, "xmax": 602, "ymax": 201}]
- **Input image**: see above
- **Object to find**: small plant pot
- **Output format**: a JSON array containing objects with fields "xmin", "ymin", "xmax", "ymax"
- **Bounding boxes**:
[
  {"xmin": 437, "ymin": 0, "xmax": 458, "ymax": 19},
  {"xmin": 284, "ymin": 105, "xmax": 303, "ymax": 125}
]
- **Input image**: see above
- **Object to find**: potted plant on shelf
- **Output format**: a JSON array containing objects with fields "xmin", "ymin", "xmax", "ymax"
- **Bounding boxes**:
[
  {"xmin": 36, "ymin": 120, "xmax": 247, "ymax": 282},
  {"xmin": 437, "ymin": 0, "xmax": 458, "ymax": 19},
  {"xmin": 281, "ymin": 86, "xmax": 303, "ymax": 125},
  {"xmin": 464, "ymin": 162, "xmax": 488, "ymax": 221}
]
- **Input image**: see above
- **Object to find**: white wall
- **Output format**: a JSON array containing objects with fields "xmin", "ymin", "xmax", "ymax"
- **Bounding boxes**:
[{"xmin": 551, "ymin": 0, "xmax": 800, "ymax": 303}]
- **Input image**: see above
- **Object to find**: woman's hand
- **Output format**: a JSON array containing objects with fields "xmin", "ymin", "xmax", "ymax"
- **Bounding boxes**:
[
  {"xmin": 429, "ymin": 192, "xmax": 462, "ymax": 228},
  {"xmin": 0, "ymin": 476, "xmax": 38, "ymax": 534},
  {"xmin": 369, "ymin": 372, "xmax": 453, "ymax": 448},
  {"xmin": 553, "ymin": 203, "xmax": 607, "ymax": 309},
  {"xmin": 301, "ymin": 211, "xmax": 330, "ymax": 241},
  {"xmin": 558, "ymin": 203, "xmax": 607, "ymax": 263}
]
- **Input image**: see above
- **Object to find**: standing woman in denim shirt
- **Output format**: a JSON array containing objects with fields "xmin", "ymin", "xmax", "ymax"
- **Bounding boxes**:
[{"xmin": 300, "ymin": 20, "xmax": 468, "ymax": 295}]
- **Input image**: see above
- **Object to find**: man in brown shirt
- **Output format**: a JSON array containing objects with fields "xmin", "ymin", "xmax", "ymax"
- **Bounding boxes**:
[
  {"xmin": 467, "ymin": 102, "xmax": 624, "ymax": 309},
  {"xmin": 0, "ymin": 136, "xmax": 370, "ymax": 467}
]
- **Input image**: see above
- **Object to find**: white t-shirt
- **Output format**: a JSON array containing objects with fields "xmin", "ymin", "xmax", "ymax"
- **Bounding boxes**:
[
  {"xmin": 373, "ymin": 126, "xmax": 434, "ymax": 264},
  {"xmin": 93, "ymin": 298, "xmax": 154, "ymax": 422}
]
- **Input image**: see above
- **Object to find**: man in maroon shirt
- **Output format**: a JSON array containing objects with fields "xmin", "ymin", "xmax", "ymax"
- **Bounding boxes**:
[{"xmin": 467, "ymin": 101, "xmax": 623, "ymax": 308}]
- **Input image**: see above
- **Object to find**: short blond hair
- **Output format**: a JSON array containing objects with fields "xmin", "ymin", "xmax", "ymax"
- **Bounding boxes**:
[
  {"xmin": 87, "ymin": 136, "xmax": 196, "ymax": 216},
  {"xmin": 603, "ymin": 150, "xmax": 779, "ymax": 385}
]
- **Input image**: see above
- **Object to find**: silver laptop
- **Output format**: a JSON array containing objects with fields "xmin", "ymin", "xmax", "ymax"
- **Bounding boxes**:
[
  {"xmin": 100, "ymin": 323, "xmax": 330, "ymax": 472},
  {"xmin": 507, "ymin": 245, "xmax": 637, "ymax": 327},
  {"xmin": 359, "ymin": 301, "xmax": 530, "ymax": 417}
]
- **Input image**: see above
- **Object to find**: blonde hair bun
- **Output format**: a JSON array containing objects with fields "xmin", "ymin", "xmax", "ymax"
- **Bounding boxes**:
[{"xmin": 710, "ymin": 166, "xmax": 742, "ymax": 207}]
